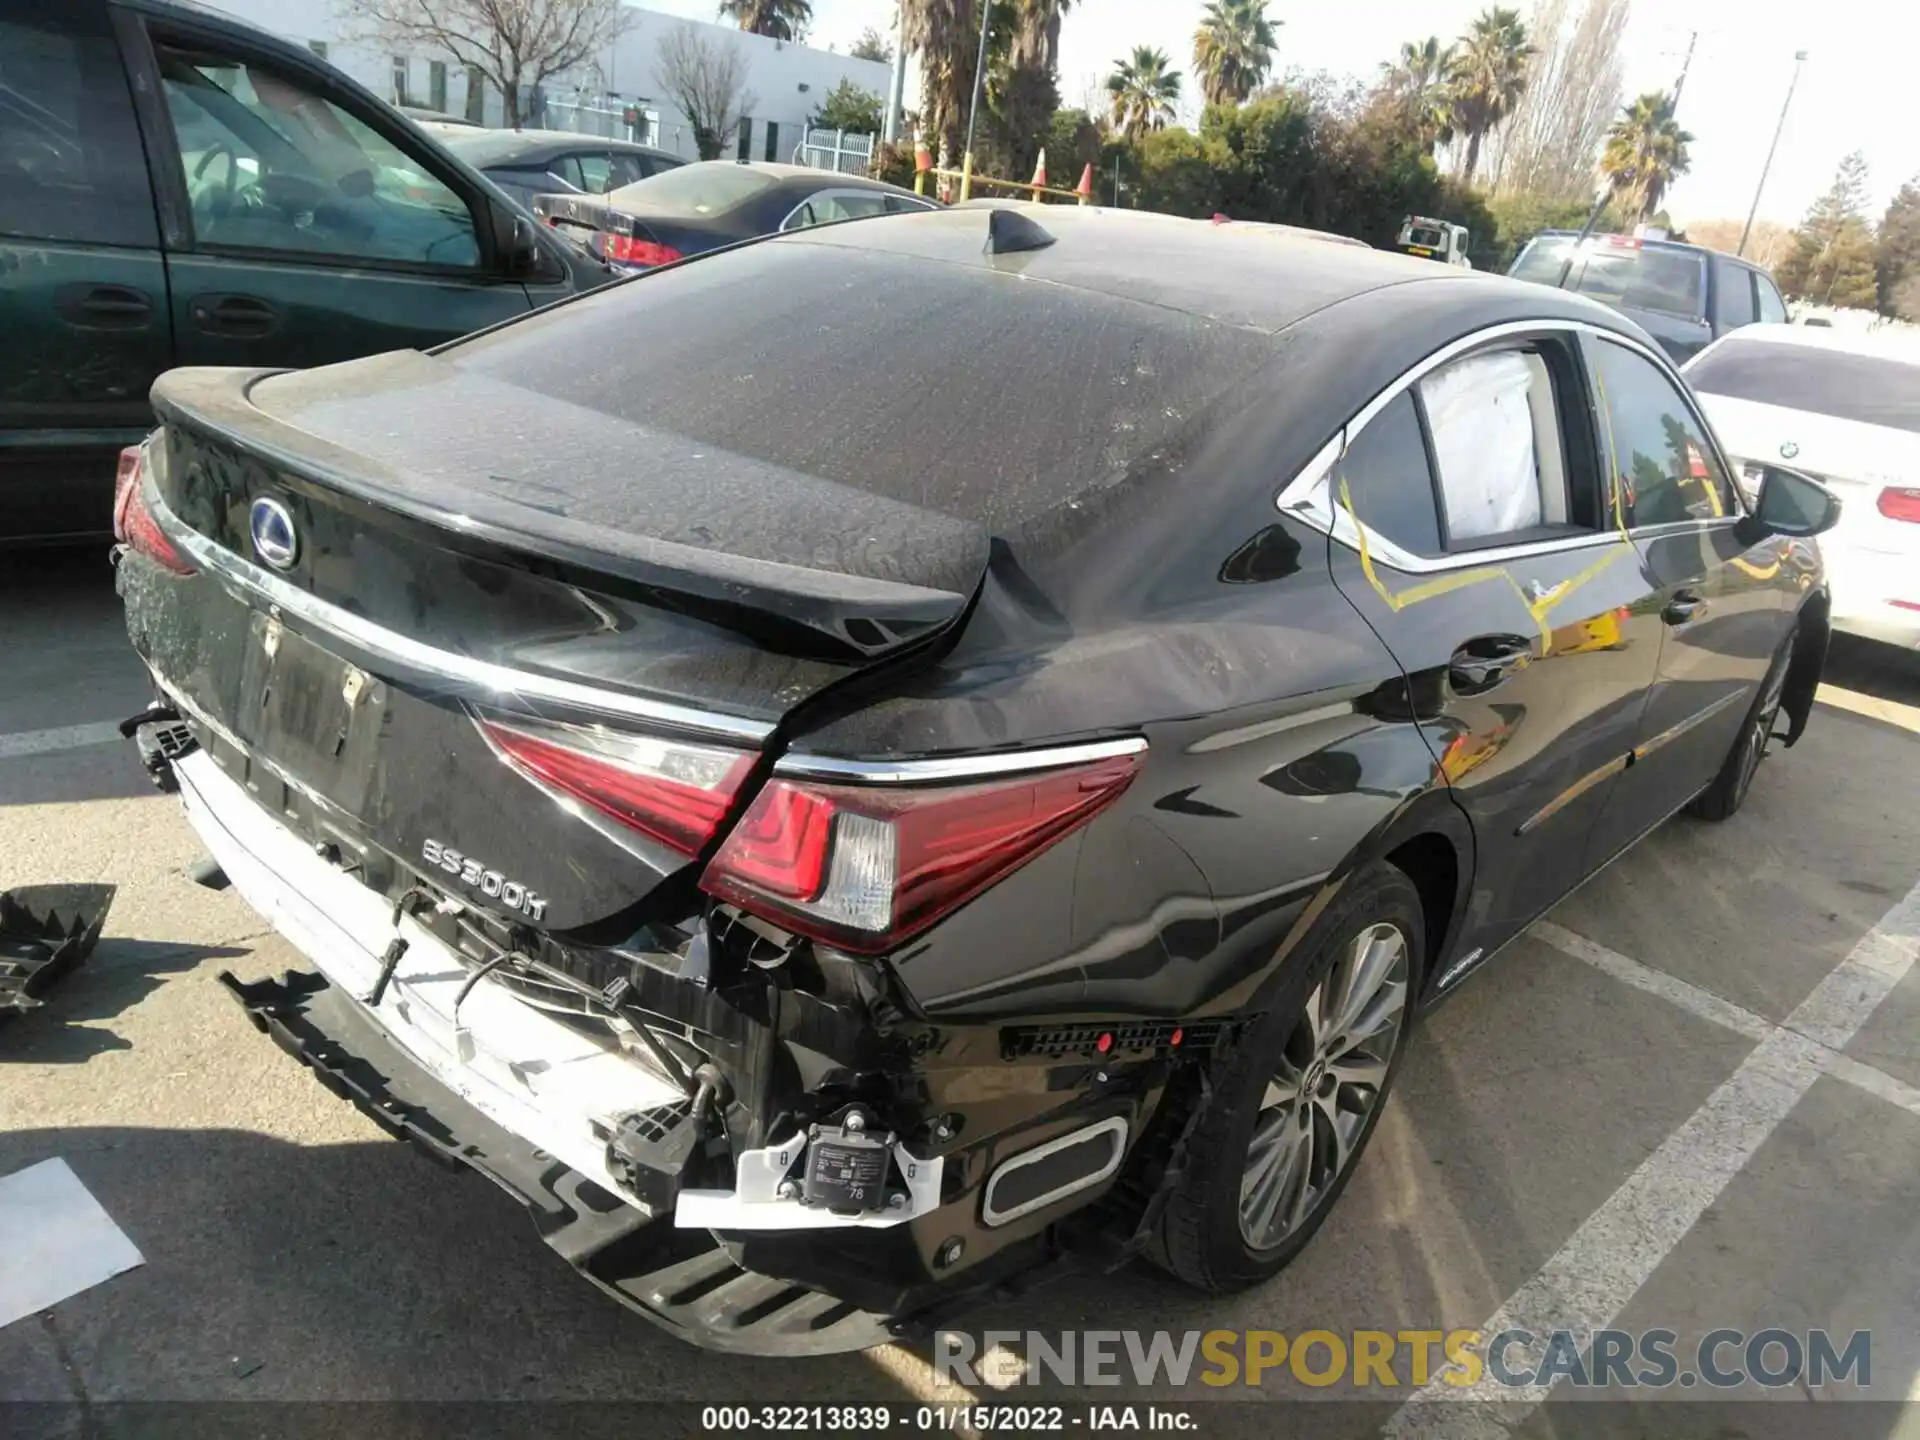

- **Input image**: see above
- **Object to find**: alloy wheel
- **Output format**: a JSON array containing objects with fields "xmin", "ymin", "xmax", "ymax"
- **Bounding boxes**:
[
  {"xmin": 1737, "ymin": 657, "xmax": 1792, "ymax": 799},
  {"xmin": 1239, "ymin": 921, "xmax": 1410, "ymax": 1250}
]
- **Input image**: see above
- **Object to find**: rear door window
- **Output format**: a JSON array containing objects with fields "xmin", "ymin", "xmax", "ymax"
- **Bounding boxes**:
[
  {"xmin": 1335, "ymin": 392, "xmax": 1441, "ymax": 555},
  {"xmin": 0, "ymin": 0, "xmax": 158, "ymax": 248},
  {"xmin": 1418, "ymin": 348, "xmax": 1573, "ymax": 542},
  {"xmin": 1593, "ymin": 339, "xmax": 1739, "ymax": 525}
]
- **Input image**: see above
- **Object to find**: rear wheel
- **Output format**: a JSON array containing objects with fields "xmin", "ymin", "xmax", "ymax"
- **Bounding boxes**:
[
  {"xmin": 1688, "ymin": 622, "xmax": 1796, "ymax": 823},
  {"xmin": 1152, "ymin": 861, "xmax": 1423, "ymax": 1290}
]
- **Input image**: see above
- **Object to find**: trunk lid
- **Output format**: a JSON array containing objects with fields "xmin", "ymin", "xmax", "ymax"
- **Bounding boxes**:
[{"xmin": 130, "ymin": 360, "xmax": 988, "ymax": 932}]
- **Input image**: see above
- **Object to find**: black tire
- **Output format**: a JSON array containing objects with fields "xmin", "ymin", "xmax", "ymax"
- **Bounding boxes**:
[
  {"xmin": 1151, "ymin": 860, "xmax": 1425, "ymax": 1291},
  {"xmin": 1687, "ymin": 622, "xmax": 1797, "ymax": 823}
]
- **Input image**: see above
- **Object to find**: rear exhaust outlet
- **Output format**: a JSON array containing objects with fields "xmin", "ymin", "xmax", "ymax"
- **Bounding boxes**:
[
  {"xmin": 189, "ymin": 858, "xmax": 230, "ymax": 891},
  {"xmin": 980, "ymin": 1116, "xmax": 1128, "ymax": 1227}
]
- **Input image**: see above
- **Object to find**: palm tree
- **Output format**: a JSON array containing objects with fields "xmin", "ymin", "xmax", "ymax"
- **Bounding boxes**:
[
  {"xmin": 1107, "ymin": 46, "xmax": 1182, "ymax": 141},
  {"xmin": 1192, "ymin": 0, "xmax": 1279, "ymax": 109},
  {"xmin": 1000, "ymin": 1, "xmax": 1076, "ymax": 173},
  {"xmin": 902, "ymin": 0, "xmax": 980, "ymax": 163},
  {"xmin": 1602, "ymin": 91, "xmax": 1694, "ymax": 222},
  {"xmin": 1379, "ymin": 35, "xmax": 1457, "ymax": 152},
  {"xmin": 1448, "ymin": 7, "xmax": 1533, "ymax": 185},
  {"xmin": 718, "ymin": 0, "xmax": 813, "ymax": 42}
]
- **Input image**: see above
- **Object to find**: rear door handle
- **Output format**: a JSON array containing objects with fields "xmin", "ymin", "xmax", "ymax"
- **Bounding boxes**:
[
  {"xmin": 1662, "ymin": 589, "xmax": 1705, "ymax": 625},
  {"xmin": 1449, "ymin": 635, "xmax": 1534, "ymax": 694},
  {"xmin": 191, "ymin": 294, "xmax": 281, "ymax": 338},
  {"xmin": 56, "ymin": 284, "xmax": 154, "ymax": 329}
]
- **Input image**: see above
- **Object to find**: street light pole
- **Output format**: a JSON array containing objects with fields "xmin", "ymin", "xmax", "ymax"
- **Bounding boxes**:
[
  {"xmin": 962, "ymin": 0, "xmax": 992, "ymax": 169},
  {"xmin": 1738, "ymin": 50, "xmax": 1807, "ymax": 257}
]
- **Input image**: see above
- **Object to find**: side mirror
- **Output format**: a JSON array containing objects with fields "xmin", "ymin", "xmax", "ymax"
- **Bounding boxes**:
[
  {"xmin": 1738, "ymin": 465, "xmax": 1841, "ymax": 542},
  {"xmin": 491, "ymin": 204, "xmax": 543, "ymax": 277}
]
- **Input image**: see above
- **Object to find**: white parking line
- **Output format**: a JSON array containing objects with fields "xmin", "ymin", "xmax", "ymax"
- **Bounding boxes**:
[
  {"xmin": 0, "ymin": 722, "xmax": 124, "ymax": 761},
  {"xmin": 1385, "ymin": 880, "xmax": 1920, "ymax": 1435},
  {"xmin": 1533, "ymin": 920, "xmax": 1920, "ymax": 1119}
]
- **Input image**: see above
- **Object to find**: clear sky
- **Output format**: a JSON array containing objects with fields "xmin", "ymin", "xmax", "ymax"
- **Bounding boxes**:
[{"xmin": 632, "ymin": 0, "xmax": 1917, "ymax": 227}]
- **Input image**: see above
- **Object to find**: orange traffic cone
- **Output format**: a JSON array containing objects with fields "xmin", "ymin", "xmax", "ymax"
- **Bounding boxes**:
[
  {"xmin": 1075, "ymin": 163, "xmax": 1094, "ymax": 204},
  {"xmin": 913, "ymin": 130, "xmax": 932, "ymax": 175},
  {"xmin": 1030, "ymin": 148, "xmax": 1048, "ymax": 193}
]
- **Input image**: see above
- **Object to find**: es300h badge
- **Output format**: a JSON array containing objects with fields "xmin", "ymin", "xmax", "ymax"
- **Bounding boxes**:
[{"xmin": 421, "ymin": 839, "xmax": 547, "ymax": 919}]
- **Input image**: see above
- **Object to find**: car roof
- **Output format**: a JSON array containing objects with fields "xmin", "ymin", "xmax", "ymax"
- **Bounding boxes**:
[
  {"xmin": 422, "ymin": 125, "xmax": 679, "ymax": 164},
  {"xmin": 813, "ymin": 204, "xmax": 1616, "ymax": 336}
]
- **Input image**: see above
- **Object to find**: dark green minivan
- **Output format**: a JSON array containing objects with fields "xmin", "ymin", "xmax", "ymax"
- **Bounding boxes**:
[{"xmin": 1, "ymin": 0, "xmax": 608, "ymax": 543}]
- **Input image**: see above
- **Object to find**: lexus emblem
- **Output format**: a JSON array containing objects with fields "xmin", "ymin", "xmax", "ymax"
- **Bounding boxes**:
[
  {"xmin": 249, "ymin": 496, "xmax": 299, "ymax": 570},
  {"xmin": 1779, "ymin": 441, "xmax": 1800, "ymax": 459}
]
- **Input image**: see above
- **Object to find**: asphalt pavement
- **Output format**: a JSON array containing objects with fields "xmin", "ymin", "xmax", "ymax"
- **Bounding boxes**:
[{"xmin": 3, "ymin": 546, "xmax": 1919, "ymax": 1436}]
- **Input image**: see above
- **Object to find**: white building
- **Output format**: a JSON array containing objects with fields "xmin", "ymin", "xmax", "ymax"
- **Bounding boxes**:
[{"xmin": 211, "ymin": 0, "xmax": 891, "ymax": 162}]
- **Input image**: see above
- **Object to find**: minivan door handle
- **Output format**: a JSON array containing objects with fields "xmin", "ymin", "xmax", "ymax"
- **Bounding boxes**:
[
  {"xmin": 56, "ymin": 284, "xmax": 154, "ymax": 329},
  {"xmin": 1662, "ymin": 589, "xmax": 1705, "ymax": 625},
  {"xmin": 191, "ymin": 294, "xmax": 281, "ymax": 338},
  {"xmin": 1449, "ymin": 635, "xmax": 1534, "ymax": 695}
]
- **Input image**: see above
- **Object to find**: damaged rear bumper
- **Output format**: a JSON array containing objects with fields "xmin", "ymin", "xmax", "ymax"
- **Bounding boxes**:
[{"xmin": 218, "ymin": 966, "xmax": 897, "ymax": 1354}]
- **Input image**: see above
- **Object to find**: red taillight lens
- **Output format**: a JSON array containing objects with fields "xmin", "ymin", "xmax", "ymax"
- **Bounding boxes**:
[
  {"xmin": 113, "ymin": 443, "xmax": 195, "ymax": 575},
  {"xmin": 1877, "ymin": 487, "xmax": 1920, "ymax": 523},
  {"xmin": 602, "ymin": 234, "xmax": 682, "ymax": 267},
  {"xmin": 481, "ymin": 717, "xmax": 753, "ymax": 857},
  {"xmin": 112, "ymin": 445, "xmax": 142, "ymax": 540},
  {"xmin": 701, "ymin": 751, "xmax": 1144, "ymax": 954}
]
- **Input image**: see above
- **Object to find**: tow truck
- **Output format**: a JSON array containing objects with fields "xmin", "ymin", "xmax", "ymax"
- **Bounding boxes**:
[{"xmin": 1395, "ymin": 215, "xmax": 1472, "ymax": 268}]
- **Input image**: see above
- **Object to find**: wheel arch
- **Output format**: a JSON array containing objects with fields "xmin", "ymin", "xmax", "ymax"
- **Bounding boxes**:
[{"xmin": 1779, "ymin": 584, "xmax": 1831, "ymax": 748}]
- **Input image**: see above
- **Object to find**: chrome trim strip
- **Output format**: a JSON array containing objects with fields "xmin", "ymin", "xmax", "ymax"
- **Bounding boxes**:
[
  {"xmin": 1515, "ymin": 753, "xmax": 1630, "ymax": 837},
  {"xmin": 980, "ymin": 1116, "xmax": 1129, "ymax": 1228},
  {"xmin": 1631, "ymin": 688, "xmax": 1747, "ymax": 763},
  {"xmin": 153, "ymin": 484, "xmax": 775, "ymax": 745},
  {"xmin": 1274, "ymin": 318, "xmax": 1747, "ymax": 576},
  {"xmin": 773, "ymin": 735, "xmax": 1149, "ymax": 785}
]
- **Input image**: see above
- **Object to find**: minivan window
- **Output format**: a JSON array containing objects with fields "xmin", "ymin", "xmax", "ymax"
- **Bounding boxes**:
[
  {"xmin": 1688, "ymin": 339, "xmax": 1920, "ymax": 436},
  {"xmin": 1511, "ymin": 238, "xmax": 1706, "ymax": 320},
  {"xmin": 156, "ymin": 45, "xmax": 480, "ymax": 268},
  {"xmin": 0, "ymin": 3, "xmax": 158, "ymax": 248}
]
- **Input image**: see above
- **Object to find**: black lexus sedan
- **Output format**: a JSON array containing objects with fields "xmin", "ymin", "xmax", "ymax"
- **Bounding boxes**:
[
  {"xmin": 418, "ymin": 122, "xmax": 685, "ymax": 214},
  {"xmin": 534, "ymin": 159, "xmax": 937, "ymax": 271},
  {"xmin": 114, "ymin": 205, "xmax": 1837, "ymax": 1353}
]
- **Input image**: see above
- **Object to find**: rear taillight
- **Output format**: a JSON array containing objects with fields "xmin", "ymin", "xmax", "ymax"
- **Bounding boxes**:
[
  {"xmin": 602, "ymin": 234, "xmax": 682, "ymax": 267},
  {"xmin": 481, "ymin": 716, "xmax": 753, "ymax": 856},
  {"xmin": 701, "ymin": 751, "xmax": 1144, "ymax": 955},
  {"xmin": 1877, "ymin": 487, "xmax": 1920, "ymax": 523},
  {"xmin": 113, "ymin": 443, "xmax": 195, "ymax": 575}
]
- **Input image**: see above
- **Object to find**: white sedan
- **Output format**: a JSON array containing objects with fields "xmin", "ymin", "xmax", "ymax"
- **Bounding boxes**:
[{"xmin": 1686, "ymin": 324, "xmax": 1920, "ymax": 650}]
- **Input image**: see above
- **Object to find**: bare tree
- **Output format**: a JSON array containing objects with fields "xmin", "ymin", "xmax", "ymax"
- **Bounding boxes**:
[
  {"xmin": 1488, "ymin": 0, "xmax": 1629, "ymax": 200},
  {"xmin": 337, "ymin": 0, "xmax": 633, "ymax": 128},
  {"xmin": 655, "ymin": 23, "xmax": 756, "ymax": 160}
]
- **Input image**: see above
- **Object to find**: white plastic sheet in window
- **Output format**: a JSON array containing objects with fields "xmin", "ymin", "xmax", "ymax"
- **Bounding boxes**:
[{"xmin": 1420, "ymin": 351, "xmax": 1542, "ymax": 541}]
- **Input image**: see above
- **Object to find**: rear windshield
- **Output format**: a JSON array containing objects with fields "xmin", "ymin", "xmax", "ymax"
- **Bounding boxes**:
[
  {"xmin": 1511, "ymin": 238, "xmax": 1706, "ymax": 320},
  {"xmin": 603, "ymin": 163, "xmax": 776, "ymax": 217},
  {"xmin": 1688, "ymin": 338, "xmax": 1920, "ymax": 435},
  {"xmin": 1408, "ymin": 226, "xmax": 1445, "ymax": 248},
  {"xmin": 448, "ymin": 239, "xmax": 1276, "ymax": 531}
]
